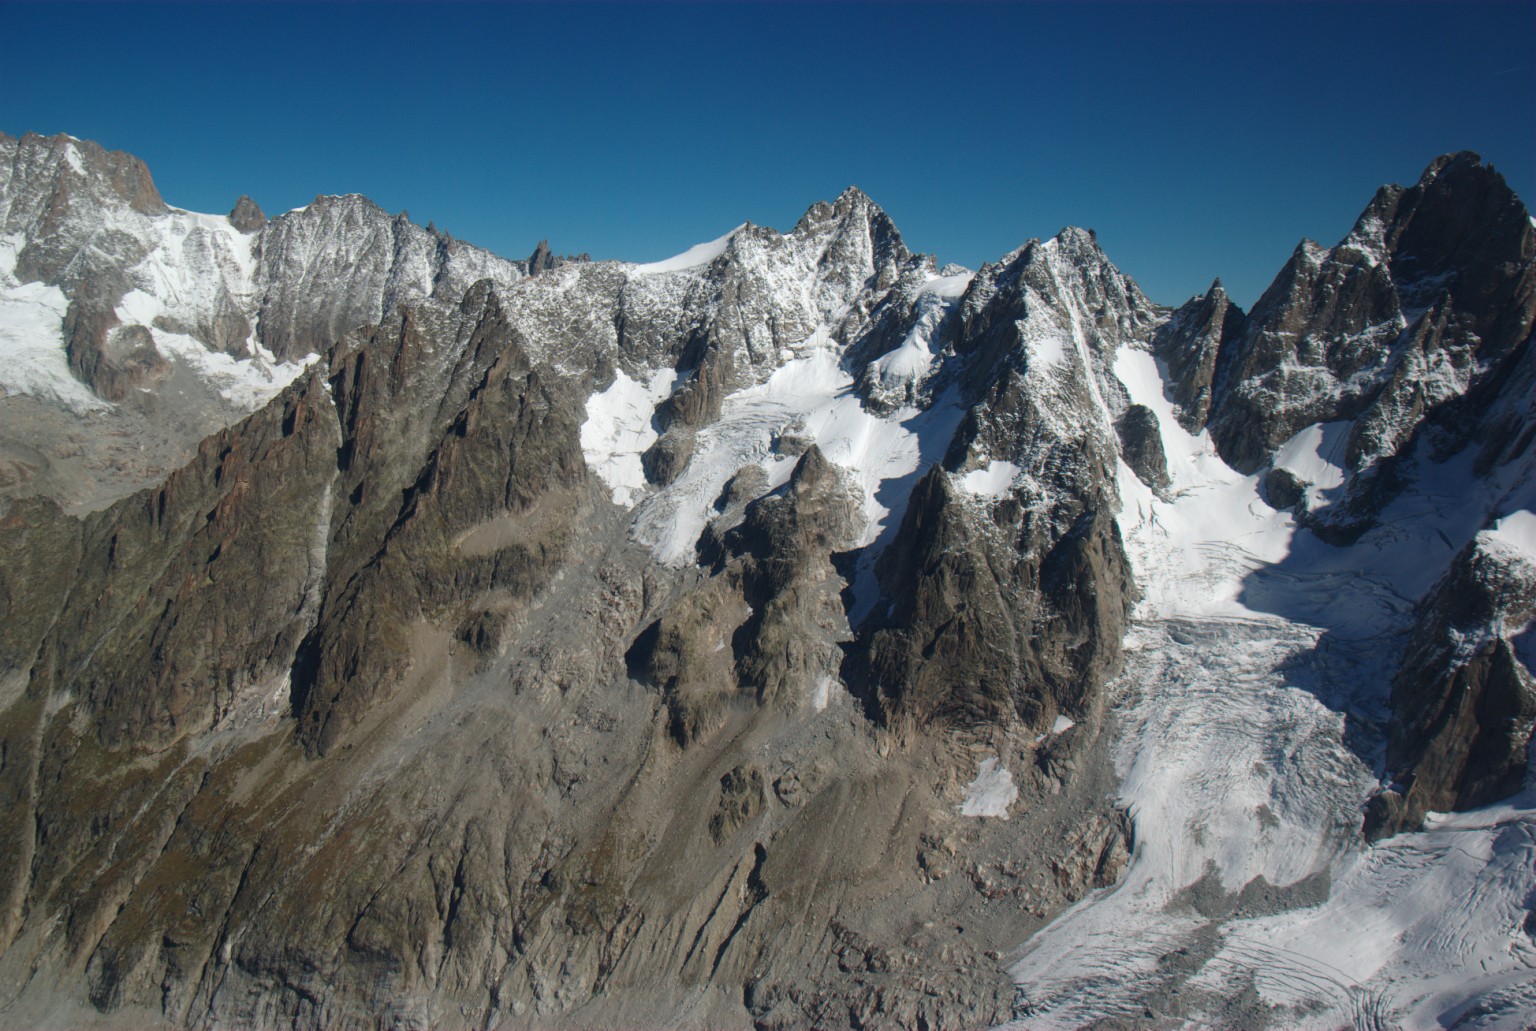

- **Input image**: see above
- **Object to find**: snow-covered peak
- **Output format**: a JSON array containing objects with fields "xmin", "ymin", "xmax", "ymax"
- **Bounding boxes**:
[
  {"xmin": 252, "ymin": 189, "xmax": 524, "ymax": 361},
  {"xmin": 0, "ymin": 130, "xmax": 166, "ymax": 232}
]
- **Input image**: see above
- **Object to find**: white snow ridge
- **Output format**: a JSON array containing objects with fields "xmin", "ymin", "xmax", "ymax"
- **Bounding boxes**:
[{"xmin": 631, "ymin": 225, "xmax": 744, "ymax": 275}]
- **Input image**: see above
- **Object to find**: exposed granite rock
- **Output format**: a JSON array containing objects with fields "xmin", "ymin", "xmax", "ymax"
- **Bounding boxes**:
[
  {"xmin": 0, "ymin": 368, "xmax": 339, "ymax": 750},
  {"xmin": 1261, "ymin": 465, "xmax": 1307, "ymax": 511},
  {"xmin": 641, "ymin": 424, "xmax": 695, "ymax": 487},
  {"xmin": 848, "ymin": 227, "xmax": 1143, "ymax": 735},
  {"xmin": 1206, "ymin": 152, "xmax": 1535, "ymax": 476},
  {"xmin": 859, "ymin": 468, "xmax": 1018, "ymax": 727},
  {"xmin": 724, "ymin": 447, "xmax": 862, "ymax": 708},
  {"xmin": 62, "ymin": 276, "xmax": 171, "ymax": 401},
  {"xmin": 709, "ymin": 766, "xmax": 767, "ymax": 843},
  {"xmin": 633, "ymin": 446, "xmax": 862, "ymax": 743},
  {"xmin": 292, "ymin": 289, "xmax": 587, "ymax": 756},
  {"xmin": 1, "ymin": 132, "xmax": 165, "ymax": 290},
  {"xmin": 527, "ymin": 238, "xmax": 556, "ymax": 275}
]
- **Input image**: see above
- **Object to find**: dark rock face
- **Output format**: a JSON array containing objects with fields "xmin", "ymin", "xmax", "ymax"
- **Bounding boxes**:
[
  {"xmin": 1205, "ymin": 152, "xmax": 1535, "ymax": 477},
  {"xmin": 860, "ymin": 468, "xmax": 1023, "ymax": 727},
  {"xmin": 527, "ymin": 238, "xmax": 555, "ymax": 274},
  {"xmin": 633, "ymin": 446, "xmax": 861, "ymax": 744},
  {"xmin": 1116, "ymin": 403, "xmax": 1170, "ymax": 492},
  {"xmin": 0, "ymin": 370, "xmax": 340, "ymax": 750},
  {"xmin": 63, "ymin": 277, "xmax": 172, "ymax": 400},
  {"xmin": 1261, "ymin": 465, "xmax": 1306, "ymax": 511},
  {"xmin": 291, "ymin": 288, "xmax": 587, "ymax": 755},
  {"xmin": 1366, "ymin": 534, "xmax": 1536, "ymax": 840},
  {"xmin": 1153, "ymin": 279, "xmax": 1245, "ymax": 433},
  {"xmin": 227, "ymin": 194, "xmax": 267, "ymax": 233}
]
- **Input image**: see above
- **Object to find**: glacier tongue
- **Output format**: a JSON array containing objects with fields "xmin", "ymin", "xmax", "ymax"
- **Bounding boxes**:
[{"xmin": 1005, "ymin": 345, "xmax": 1536, "ymax": 1029}]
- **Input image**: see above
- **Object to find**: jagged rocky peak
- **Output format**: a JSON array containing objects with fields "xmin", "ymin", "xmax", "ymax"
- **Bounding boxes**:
[
  {"xmin": 606, "ymin": 185, "xmax": 930, "ymax": 455},
  {"xmin": 834, "ymin": 226, "xmax": 1147, "ymax": 743},
  {"xmin": 950, "ymin": 224, "xmax": 1158, "ymax": 415},
  {"xmin": 1384, "ymin": 151, "xmax": 1535, "ymax": 350},
  {"xmin": 1206, "ymin": 151, "xmax": 1535, "ymax": 478},
  {"xmin": 226, "ymin": 194, "xmax": 266, "ymax": 233},
  {"xmin": 527, "ymin": 237, "xmax": 556, "ymax": 274},
  {"xmin": 793, "ymin": 184, "xmax": 912, "ymax": 300},
  {"xmin": 524, "ymin": 238, "xmax": 590, "ymax": 276},
  {"xmin": 1153, "ymin": 277, "xmax": 1246, "ymax": 433},
  {"xmin": 252, "ymin": 190, "xmax": 524, "ymax": 361},
  {"xmin": 0, "ymin": 130, "xmax": 166, "ymax": 227}
]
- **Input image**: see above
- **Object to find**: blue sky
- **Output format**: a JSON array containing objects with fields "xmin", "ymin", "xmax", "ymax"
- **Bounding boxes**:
[{"xmin": 4, "ymin": 1, "xmax": 1532, "ymax": 308}]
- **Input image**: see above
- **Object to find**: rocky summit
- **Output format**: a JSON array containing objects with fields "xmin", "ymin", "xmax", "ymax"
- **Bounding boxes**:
[{"xmin": 0, "ymin": 131, "xmax": 1532, "ymax": 1030}]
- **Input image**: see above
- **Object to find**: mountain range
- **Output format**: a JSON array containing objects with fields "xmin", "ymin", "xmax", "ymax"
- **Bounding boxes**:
[{"xmin": 0, "ymin": 130, "xmax": 1532, "ymax": 1030}]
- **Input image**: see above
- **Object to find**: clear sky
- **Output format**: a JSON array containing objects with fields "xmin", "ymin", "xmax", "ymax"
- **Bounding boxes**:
[{"xmin": 4, "ymin": 1, "xmax": 1533, "ymax": 309}]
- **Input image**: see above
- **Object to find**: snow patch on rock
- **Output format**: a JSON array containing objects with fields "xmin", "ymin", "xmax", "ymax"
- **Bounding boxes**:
[
  {"xmin": 917, "ymin": 269, "xmax": 973, "ymax": 298},
  {"xmin": 116, "ymin": 288, "xmax": 315, "ymax": 409},
  {"xmin": 1482, "ymin": 509, "xmax": 1536, "ymax": 565},
  {"xmin": 957, "ymin": 460, "xmax": 1020, "ymax": 498},
  {"xmin": 580, "ymin": 367, "xmax": 679, "ymax": 507},
  {"xmin": 632, "ymin": 337, "xmax": 921, "ymax": 564},
  {"xmin": 960, "ymin": 757, "xmax": 1017, "ymax": 819}
]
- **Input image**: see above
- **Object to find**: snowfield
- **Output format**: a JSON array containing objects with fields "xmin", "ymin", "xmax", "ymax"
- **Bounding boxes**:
[
  {"xmin": 630, "ymin": 224, "xmax": 745, "ymax": 275},
  {"xmin": 1004, "ymin": 345, "xmax": 1536, "ymax": 1030},
  {"xmin": 627, "ymin": 336, "xmax": 925, "ymax": 564},
  {"xmin": 580, "ymin": 367, "xmax": 679, "ymax": 506},
  {"xmin": 0, "ymin": 237, "xmax": 109, "ymax": 413}
]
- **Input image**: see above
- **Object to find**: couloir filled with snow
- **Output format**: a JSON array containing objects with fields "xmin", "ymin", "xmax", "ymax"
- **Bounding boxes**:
[{"xmin": 1002, "ymin": 345, "xmax": 1536, "ymax": 1029}]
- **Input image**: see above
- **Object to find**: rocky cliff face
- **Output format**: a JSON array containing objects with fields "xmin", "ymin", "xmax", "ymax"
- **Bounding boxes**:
[
  {"xmin": 0, "ymin": 135, "xmax": 1531, "ymax": 1030},
  {"xmin": 1201, "ymin": 152, "xmax": 1534, "ymax": 485}
]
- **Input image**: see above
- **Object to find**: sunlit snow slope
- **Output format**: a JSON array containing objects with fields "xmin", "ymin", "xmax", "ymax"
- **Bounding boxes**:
[{"xmin": 1004, "ymin": 346, "xmax": 1536, "ymax": 1030}]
